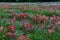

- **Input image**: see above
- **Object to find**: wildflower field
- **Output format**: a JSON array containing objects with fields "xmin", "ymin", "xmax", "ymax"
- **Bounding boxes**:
[{"xmin": 0, "ymin": 3, "xmax": 60, "ymax": 40}]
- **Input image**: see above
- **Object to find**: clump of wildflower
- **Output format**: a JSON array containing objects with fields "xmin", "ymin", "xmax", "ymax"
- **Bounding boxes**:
[
  {"xmin": 18, "ymin": 35, "xmax": 30, "ymax": 40},
  {"xmin": 8, "ymin": 25, "xmax": 15, "ymax": 33},
  {"xmin": 18, "ymin": 14, "xmax": 28, "ymax": 19}
]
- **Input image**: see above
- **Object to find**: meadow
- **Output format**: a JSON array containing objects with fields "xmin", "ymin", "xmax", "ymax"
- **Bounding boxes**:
[{"xmin": 0, "ymin": 4, "xmax": 60, "ymax": 40}]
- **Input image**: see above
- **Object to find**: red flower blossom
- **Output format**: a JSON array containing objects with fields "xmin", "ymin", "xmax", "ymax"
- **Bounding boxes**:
[
  {"xmin": 24, "ymin": 24, "xmax": 28, "ymax": 27},
  {"xmin": 0, "ymin": 27, "xmax": 3, "ymax": 31},
  {"xmin": 11, "ymin": 29, "xmax": 15, "ymax": 33},
  {"xmin": 21, "ymin": 20, "xmax": 25, "ymax": 26},
  {"xmin": 10, "ymin": 18, "xmax": 16, "ymax": 22},
  {"xmin": 24, "ymin": 24, "xmax": 33, "ymax": 31},
  {"xmin": 32, "ymin": 16, "xmax": 36, "ymax": 21},
  {"xmin": 32, "ymin": 15, "xmax": 41, "ymax": 23},
  {"xmin": 42, "ymin": 15, "xmax": 48, "ymax": 23},
  {"xmin": 53, "ymin": 16, "xmax": 60, "ymax": 24},
  {"xmin": 18, "ymin": 35, "xmax": 30, "ymax": 40},
  {"xmin": 23, "ymin": 14, "xmax": 28, "ymax": 18},
  {"xmin": 11, "ymin": 12, "xmax": 16, "ymax": 16},
  {"xmin": 8, "ymin": 25, "xmax": 15, "ymax": 32},
  {"xmin": 18, "ymin": 14, "xmax": 28, "ymax": 19},
  {"xmin": 20, "ymin": 36, "xmax": 27, "ymax": 39},
  {"xmin": 48, "ymin": 28, "xmax": 55, "ymax": 33},
  {"xmin": 18, "ymin": 14, "xmax": 24, "ymax": 19},
  {"xmin": 8, "ymin": 25, "xmax": 15, "ymax": 29},
  {"xmin": 24, "ymin": 24, "xmax": 32, "ymax": 27},
  {"xmin": 28, "ymin": 24, "xmax": 32, "ymax": 27},
  {"xmin": 37, "ymin": 17, "xmax": 40, "ymax": 23},
  {"xmin": 48, "ymin": 24, "xmax": 55, "ymax": 33},
  {"xmin": 18, "ymin": 35, "xmax": 28, "ymax": 40}
]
